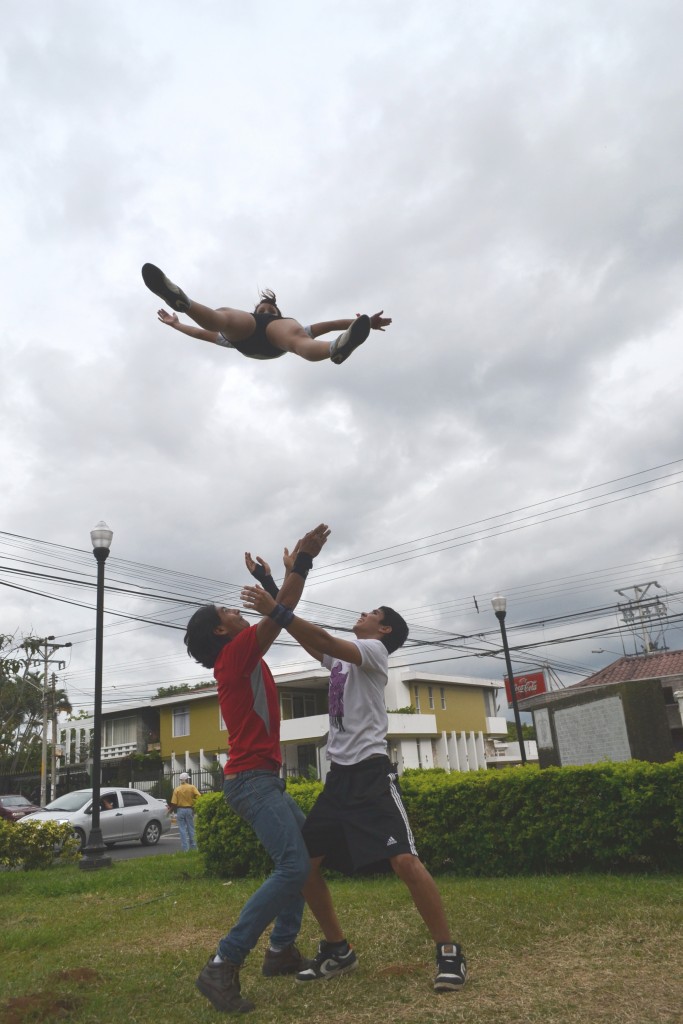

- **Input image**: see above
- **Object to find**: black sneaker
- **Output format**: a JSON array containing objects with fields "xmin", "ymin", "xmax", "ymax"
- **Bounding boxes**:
[
  {"xmin": 296, "ymin": 940, "xmax": 358, "ymax": 981},
  {"xmin": 434, "ymin": 942, "xmax": 467, "ymax": 992},
  {"xmin": 262, "ymin": 943, "xmax": 312, "ymax": 977},
  {"xmin": 329, "ymin": 315, "xmax": 371, "ymax": 364},
  {"xmin": 141, "ymin": 263, "xmax": 190, "ymax": 312},
  {"xmin": 195, "ymin": 956, "xmax": 255, "ymax": 1013}
]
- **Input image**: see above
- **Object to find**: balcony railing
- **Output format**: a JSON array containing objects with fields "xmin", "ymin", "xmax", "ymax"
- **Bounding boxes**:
[{"xmin": 101, "ymin": 742, "xmax": 137, "ymax": 759}]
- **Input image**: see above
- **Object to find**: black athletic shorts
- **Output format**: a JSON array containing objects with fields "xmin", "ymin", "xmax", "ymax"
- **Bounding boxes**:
[
  {"xmin": 217, "ymin": 313, "xmax": 292, "ymax": 360},
  {"xmin": 302, "ymin": 755, "xmax": 419, "ymax": 875}
]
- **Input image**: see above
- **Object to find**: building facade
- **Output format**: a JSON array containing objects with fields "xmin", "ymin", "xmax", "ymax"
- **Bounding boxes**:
[
  {"xmin": 150, "ymin": 664, "xmax": 514, "ymax": 779},
  {"xmin": 524, "ymin": 649, "xmax": 683, "ymax": 768}
]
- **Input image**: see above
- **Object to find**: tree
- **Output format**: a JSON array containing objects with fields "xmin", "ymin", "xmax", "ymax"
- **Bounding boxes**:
[
  {"xmin": 154, "ymin": 681, "xmax": 214, "ymax": 698},
  {"xmin": 0, "ymin": 634, "xmax": 72, "ymax": 773},
  {"xmin": 505, "ymin": 720, "xmax": 536, "ymax": 742}
]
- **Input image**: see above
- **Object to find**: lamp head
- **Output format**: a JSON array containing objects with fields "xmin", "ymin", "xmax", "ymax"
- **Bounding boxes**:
[
  {"xmin": 91, "ymin": 521, "xmax": 113, "ymax": 551},
  {"xmin": 491, "ymin": 595, "xmax": 507, "ymax": 615}
]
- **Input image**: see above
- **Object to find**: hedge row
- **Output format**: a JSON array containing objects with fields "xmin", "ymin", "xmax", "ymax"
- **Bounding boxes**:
[
  {"xmin": 196, "ymin": 757, "xmax": 683, "ymax": 877},
  {"xmin": 0, "ymin": 819, "xmax": 80, "ymax": 870}
]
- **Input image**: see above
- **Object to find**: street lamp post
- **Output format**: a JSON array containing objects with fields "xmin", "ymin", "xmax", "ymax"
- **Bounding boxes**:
[
  {"xmin": 491, "ymin": 596, "xmax": 527, "ymax": 766},
  {"xmin": 80, "ymin": 521, "xmax": 114, "ymax": 871}
]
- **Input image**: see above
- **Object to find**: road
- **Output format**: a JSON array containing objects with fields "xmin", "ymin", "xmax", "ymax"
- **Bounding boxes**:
[{"xmin": 104, "ymin": 825, "xmax": 185, "ymax": 861}]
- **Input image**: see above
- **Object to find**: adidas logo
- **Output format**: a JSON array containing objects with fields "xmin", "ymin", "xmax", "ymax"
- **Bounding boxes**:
[{"xmin": 386, "ymin": 836, "xmax": 397, "ymax": 846}]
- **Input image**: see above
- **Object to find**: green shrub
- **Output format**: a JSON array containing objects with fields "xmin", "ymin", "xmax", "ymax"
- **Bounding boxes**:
[
  {"xmin": 0, "ymin": 819, "xmax": 80, "ymax": 870},
  {"xmin": 401, "ymin": 757, "xmax": 683, "ymax": 874},
  {"xmin": 195, "ymin": 757, "xmax": 683, "ymax": 878}
]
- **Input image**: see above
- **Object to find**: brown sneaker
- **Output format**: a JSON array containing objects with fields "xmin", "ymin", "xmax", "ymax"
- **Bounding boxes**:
[
  {"xmin": 262, "ymin": 943, "xmax": 313, "ymax": 977},
  {"xmin": 195, "ymin": 956, "xmax": 255, "ymax": 1013}
]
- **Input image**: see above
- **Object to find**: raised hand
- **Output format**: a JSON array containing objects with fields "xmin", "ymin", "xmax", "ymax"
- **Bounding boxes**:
[
  {"xmin": 245, "ymin": 552, "xmax": 271, "ymax": 577},
  {"xmin": 283, "ymin": 540, "xmax": 301, "ymax": 575},
  {"xmin": 157, "ymin": 308, "xmax": 180, "ymax": 327},
  {"xmin": 369, "ymin": 311, "xmax": 391, "ymax": 331},
  {"xmin": 241, "ymin": 584, "xmax": 276, "ymax": 617},
  {"xmin": 297, "ymin": 523, "xmax": 331, "ymax": 559}
]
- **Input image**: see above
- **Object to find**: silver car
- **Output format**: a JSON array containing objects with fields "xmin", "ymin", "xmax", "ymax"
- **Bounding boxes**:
[{"xmin": 20, "ymin": 787, "xmax": 171, "ymax": 850}]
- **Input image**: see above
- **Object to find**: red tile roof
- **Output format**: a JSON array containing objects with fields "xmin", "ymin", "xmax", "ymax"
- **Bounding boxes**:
[{"xmin": 572, "ymin": 650, "xmax": 683, "ymax": 689}]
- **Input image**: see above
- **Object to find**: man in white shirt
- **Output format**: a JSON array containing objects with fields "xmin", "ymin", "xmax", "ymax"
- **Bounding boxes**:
[{"xmin": 240, "ymin": 589, "xmax": 468, "ymax": 994}]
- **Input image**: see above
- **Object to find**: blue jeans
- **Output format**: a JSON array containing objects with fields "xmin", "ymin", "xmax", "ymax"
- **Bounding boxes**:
[
  {"xmin": 217, "ymin": 771, "xmax": 309, "ymax": 965},
  {"xmin": 176, "ymin": 807, "xmax": 197, "ymax": 851}
]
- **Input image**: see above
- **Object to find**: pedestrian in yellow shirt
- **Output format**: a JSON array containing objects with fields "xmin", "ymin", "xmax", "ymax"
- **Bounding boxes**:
[{"xmin": 170, "ymin": 772, "xmax": 202, "ymax": 851}]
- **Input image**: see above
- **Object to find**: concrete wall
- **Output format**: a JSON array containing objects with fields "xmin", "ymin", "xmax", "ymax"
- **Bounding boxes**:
[{"xmin": 532, "ymin": 679, "xmax": 675, "ymax": 768}]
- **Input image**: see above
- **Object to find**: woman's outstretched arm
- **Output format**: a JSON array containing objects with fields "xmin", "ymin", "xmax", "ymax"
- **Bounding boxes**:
[
  {"xmin": 157, "ymin": 308, "xmax": 219, "ymax": 343},
  {"xmin": 307, "ymin": 311, "xmax": 391, "ymax": 337}
]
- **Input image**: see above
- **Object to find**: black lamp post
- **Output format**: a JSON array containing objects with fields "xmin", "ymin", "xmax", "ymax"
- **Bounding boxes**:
[
  {"xmin": 80, "ymin": 521, "xmax": 114, "ymax": 871},
  {"xmin": 491, "ymin": 595, "xmax": 527, "ymax": 765}
]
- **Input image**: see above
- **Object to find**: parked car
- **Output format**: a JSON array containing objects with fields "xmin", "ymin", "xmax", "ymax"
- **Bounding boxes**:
[
  {"xmin": 19, "ymin": 788, "xmax": 171, "ymax": 850},
  {"xmin": 0, "ymin": 794, "xmax": 44, "ymax": 821}
]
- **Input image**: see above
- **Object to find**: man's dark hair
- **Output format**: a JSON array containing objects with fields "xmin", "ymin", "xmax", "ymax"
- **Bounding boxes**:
[
  {"xmin": 379, "ymin": 606, "xmax": 409, "ymax": 654},
  {"xmin": 184, "ymin": 605, "xmax": 229, "ymax": 669},
  {"xmin": 254, "ymin": 287, "xmax": 282, "ymax": 317}
]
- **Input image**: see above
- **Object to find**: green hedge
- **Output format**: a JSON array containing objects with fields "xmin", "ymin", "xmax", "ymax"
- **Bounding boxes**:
[
  {"xmin": 196, "ymin": 757, "xmax": 683, "ymax": 878},
  {"xmin": 0, "ymin": 819, "xmax": 80, "ymax": 870}
]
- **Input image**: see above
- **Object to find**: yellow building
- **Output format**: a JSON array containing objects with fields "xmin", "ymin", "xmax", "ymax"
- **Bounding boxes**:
[{"xmin": 152, "ymin": 664, "xmax": 511, "ymax": 781}]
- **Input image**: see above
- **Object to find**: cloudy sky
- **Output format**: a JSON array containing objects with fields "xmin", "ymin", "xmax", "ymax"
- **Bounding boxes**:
[{"xmin": 3, "ymin": 0, "xmax": 683, "ymax": 716}]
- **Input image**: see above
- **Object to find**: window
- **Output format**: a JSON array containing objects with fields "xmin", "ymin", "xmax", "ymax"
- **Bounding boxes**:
[
  {"xmin": 122, "ymin": 790, "xmax": 148, "ymax": 807},
  {"xmin": 413, "ymin": 685, "xmax": 421, "ymax": 712},
  {"xmin": 440, "ymin": 687, "xmax": 446, "ymax": 710},
  {"xmin": 428, "ymin": 686, "xmax": 434, "ymax": 709},
  {"xmin": 416, "ymin": 738, "xmax": 423, "ymax": 768},
  {"xmin": 280, "ymin": 692, "xmax": 317, "ymax": 720},
  {"xmin": 172, "ymin": 705, "xmax": 190, "ymax": 738},
  {"xmin": 297, "ymin": 744, "xmax": 317, "ymax": 776},
  {"xmin": 103, "ymin": 716, "xmax": 135, "ymax": 747}
]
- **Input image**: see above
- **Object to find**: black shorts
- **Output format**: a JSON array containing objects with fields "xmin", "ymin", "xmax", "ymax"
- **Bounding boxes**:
[
  {"xmin": 302, "ymin": 755, "xmax": 418, "ymax": 875},
  {"xmin": 218, "ymin": 313, "xmax": 291, "ymax": 360}
]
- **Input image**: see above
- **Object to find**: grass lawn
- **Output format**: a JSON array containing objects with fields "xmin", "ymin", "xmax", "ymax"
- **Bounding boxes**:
[{"xmin": 1, "ymin": 855, "xmax": 681, "ymax": 1024}]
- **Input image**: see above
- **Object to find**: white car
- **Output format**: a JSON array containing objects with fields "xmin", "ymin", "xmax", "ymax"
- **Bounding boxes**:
[{"xmin": 20, "ymin": 787, "xmax": 171, "ymax": 850}]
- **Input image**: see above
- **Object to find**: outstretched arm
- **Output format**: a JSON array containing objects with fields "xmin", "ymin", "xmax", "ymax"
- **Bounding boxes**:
[
  {"xmin": 307, "ymin": 311, "xmax": 392, "ymax": 337},
  {"xmin": 252, "ymin": 525, "xmax": 330, "ymax": 655},
  {"xmin": 157, "ymin": 308, "xmax": 219, "ymax": 343},
  {"xmin": 242, "ymin": 585, "xmax": 361, "ymax": 666}
]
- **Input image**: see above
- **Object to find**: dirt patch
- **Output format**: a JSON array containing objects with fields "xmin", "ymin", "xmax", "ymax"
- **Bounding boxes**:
[
  {"xmin": 50, "ymin": 969, "xmax": 100, "ymax": 984},
  {"xmin": 2, "ymin": 993, "xmax": 79, "ymax": 1024},
  {"xmin": 1, "ymin": 967, "xmax": 99, "ymax": 1023}
]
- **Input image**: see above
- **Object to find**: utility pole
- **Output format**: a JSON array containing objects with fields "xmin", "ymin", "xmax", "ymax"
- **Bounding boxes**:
[{"xmin": 36, "ymin": 638, "xmax": 72, "ymax": 806}]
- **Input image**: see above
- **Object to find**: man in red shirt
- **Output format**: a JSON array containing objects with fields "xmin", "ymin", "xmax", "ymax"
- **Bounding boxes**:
[{"xmin": 184, "ymin": 523, "xmax": 329, "ymax": 1015}]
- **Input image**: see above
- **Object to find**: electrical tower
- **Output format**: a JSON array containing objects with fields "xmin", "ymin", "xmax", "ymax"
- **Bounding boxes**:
[{"xmin": 615, "ymin": 582, "xmax": 669, "ymax": 654}]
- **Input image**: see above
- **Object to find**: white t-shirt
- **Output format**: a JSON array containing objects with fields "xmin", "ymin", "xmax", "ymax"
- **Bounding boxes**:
[{"xmin": 322, "ymin": 639, "xmax": 389, "ymax": 765}]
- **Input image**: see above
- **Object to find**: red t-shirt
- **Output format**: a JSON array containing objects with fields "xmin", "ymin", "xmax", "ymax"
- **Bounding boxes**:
[{"xmin": 214, "ymin": 625, "xmax": 281, "ymax": 775}]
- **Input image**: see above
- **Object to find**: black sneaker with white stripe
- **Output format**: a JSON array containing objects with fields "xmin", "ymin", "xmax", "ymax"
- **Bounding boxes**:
[
  {"xmin": 329, "ymin": 314, "xmax": 370, "ymax": 364},
  {"xmin": 296, "ymin": 940, "xmax": 358, "ymax": 981},
  {"xmin": 434, "ymin": 942, "xmax": 467, "ymax": 992},
  {"xmin": 141, "ymin": 263, "xmax": 190, "ymax": 312}
]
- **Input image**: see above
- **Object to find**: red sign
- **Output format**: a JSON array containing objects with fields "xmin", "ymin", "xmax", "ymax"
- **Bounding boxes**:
[{"xmin": 504, "ymin": 670, "xmax": 547, "ymax": 706}]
